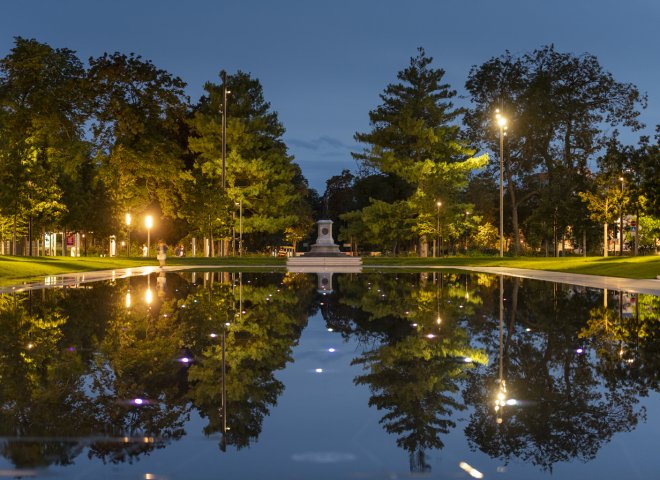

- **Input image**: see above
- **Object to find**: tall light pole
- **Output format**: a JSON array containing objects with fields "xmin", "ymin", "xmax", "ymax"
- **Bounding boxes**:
[
  {"xmin": 619, "ymin": 176, "xmax": 624, "ymax": 256},
  {"xmin": 125, "ymin": 213, "xmax": 132, "ymax": 257},
  {"xmin": 145, "ymin": 215, "xmax": 153, "ymax": 256},
  {"xmin": 237, "ymin": 199, "xmax": 243, "ymax": 256},
  {"xmin": 496, "ymin": 109, "xmax": 507, "ymax": 257},
  {"xmin": 220, "ymin": 72, "xmax": 231, "ymax": 257},
  {"xmin": 435, "ymin": 201, "xmax": 442, "ymax": 258}
]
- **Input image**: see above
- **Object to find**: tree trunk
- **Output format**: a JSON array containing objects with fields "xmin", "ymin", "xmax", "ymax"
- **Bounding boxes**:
[
  {"xmin": 603, "ymin": 223, "xmax": 608, "ymax": 257},
  {"xmin": 505, "ymin": 160, "xmax": 520, "ymax": 255},
  {"xmin": 12, "ymin": 214, "xmax": 17, "ymax": 256},
  {"xmin": 634, "ymin": 208, "xmax": 639, "ymax": 256}
]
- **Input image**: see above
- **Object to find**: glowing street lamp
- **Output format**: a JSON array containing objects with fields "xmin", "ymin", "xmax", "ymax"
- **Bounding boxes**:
[
  {"xmin": 125, "ymin": 213, "xmax": 132, "ymax": 257},
  {"xmin": 495, "ymin": 109, "xmax": 508, "ymax": 257},
  {"xmin": 619, "ymin": 176, "xmax": 624, "ymax": 256},
  {"xmin": 145, "ymin": 215, "xmax": 153, "ymax": 255},
  {"xmin": 435, "ymin": 201, "xmax": 442, "ymax": 258}
]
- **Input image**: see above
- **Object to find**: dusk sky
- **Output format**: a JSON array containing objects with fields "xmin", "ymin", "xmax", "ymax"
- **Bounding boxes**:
[{"xmin": 2, "ymin": 0, "xmax": 658, "ymax": 192}]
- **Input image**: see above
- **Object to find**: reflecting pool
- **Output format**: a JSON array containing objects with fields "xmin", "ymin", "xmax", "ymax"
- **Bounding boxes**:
[{"xmin": 0, "ymin": 269, "xmax": 657, "ymax": 479}]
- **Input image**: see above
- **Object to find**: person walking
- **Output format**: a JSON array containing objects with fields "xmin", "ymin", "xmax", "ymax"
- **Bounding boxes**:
[{"xmin": 157, "ymin": 240, "xmax": 168, "ymax": 268}]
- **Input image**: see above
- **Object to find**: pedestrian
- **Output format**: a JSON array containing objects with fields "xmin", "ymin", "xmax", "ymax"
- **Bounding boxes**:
[{"xmin": 157, "ymin": 240, "xmax": 168, "ymax": 268}]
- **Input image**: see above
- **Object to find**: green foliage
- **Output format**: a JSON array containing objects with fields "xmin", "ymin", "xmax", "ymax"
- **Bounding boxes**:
[
  {"xmin": 186, "ymin": 71, "xmax": 313, "ymax": 251},
  {"xmin": 0, "ymin": 37, "xmax": 88, "ymax": 240},
  {"xmin": 465, "ymin": 45, "xmax": 647, "ymax": 254},
  {"xmin": 87, "ymin": 52, "xmax": 189, "ymax": 219},
  {"xmin": 346, "ymin": 48, "xmax": 486, "ymax": 254}
]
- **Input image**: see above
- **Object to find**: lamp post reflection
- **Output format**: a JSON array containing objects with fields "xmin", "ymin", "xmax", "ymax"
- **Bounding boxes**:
[
  {"xmin": 494, "ymin": 275, "xmax": 517, "ymax": 422},
  {"xmin": 495, "ymin": 275, "xmax": 505, "ymax": 422}
]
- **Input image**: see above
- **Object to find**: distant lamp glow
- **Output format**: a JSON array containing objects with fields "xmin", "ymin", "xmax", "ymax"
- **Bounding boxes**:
[
  {"xmin": 125, "ymin": 291, "xmax": 131, "ymax": 309},
  {"xmin": 315, "ymin": 368, "xmax": 323, "ymax": 373},
  {"xmin": 145, "ymin": 288, "xmax": 153, "ymax": 305}
]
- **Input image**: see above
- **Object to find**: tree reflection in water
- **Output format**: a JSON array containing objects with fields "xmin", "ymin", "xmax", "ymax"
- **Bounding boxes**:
[
  {"xmin": 462, "ymin": 279, "xmax": 653, "ymax": 471},
  {"xmin": 0, "ymin": 271, "xmax": 655, "ymax": 475}
]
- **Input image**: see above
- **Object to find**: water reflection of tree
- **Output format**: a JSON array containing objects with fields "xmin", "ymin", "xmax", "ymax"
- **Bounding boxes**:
[
  {"xmin": 334, "ymin": 272, "xmax": 487, "ymax": 472},
  {"xmin": 0, "ymin": 271, "xmax": 316, "ymax": 469},
  {"xmin": 463, "ymin": 280, "xmax": 648, "ymax": 471},
  {"xmin": 186, "ymin": 272, "xmax": 315, "ymax": 450}
]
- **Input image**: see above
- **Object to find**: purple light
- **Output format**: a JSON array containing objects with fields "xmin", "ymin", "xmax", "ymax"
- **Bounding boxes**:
[
  {"xmin": 132, "ymin": 398, "xmax": 145, "ymax": 405},
  {"xmin": 576, "ymin": 348, "xmax": 584, "ymax": 354}
]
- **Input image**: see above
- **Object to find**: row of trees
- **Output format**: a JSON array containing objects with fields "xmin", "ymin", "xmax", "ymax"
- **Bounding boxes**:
[
  {"xmin": 0, "ymin": 37, "xmax": 315, "ymax": 255},
  {"xmin": 327, "ymin": 46, "xmax": 659, "ymax": 256},
  {"xmin": 2, "ymin": 38, "xmax": 658, "ymax": 256}
]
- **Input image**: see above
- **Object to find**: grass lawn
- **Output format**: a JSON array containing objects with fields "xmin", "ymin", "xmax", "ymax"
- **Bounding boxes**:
[
  {"xmin": 0, "ymin": 254, "xmax": 658, "ymax": 286},
  {"xmin": 361, "ymin": 255, "xmax": 660, "ymax": 279}
]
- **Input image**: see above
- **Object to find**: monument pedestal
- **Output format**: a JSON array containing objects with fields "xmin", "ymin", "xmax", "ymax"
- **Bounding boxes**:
[{"xmin": 287, "ymin": 219, "xmax": 362, "ymax": 270}]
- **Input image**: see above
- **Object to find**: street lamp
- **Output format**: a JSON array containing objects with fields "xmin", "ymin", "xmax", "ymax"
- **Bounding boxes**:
[
  {"xmin": 125, "ymin": 213, "xmax": 132, "ymax": 257},
  {"xmin": 435, "ymin": 201, "xmax": 442, "ymax": 258},
  {"xmin": 619, "ymin": 176, "xmax": 624, "ymax": 256},
  {"xmin": 235, "ymin": 200, "xmax": 243, "ymax": 256},
  {"xmin": 464, "ymin": 211, "xmax": 471, "ymax": 252},
  {"xmin": 145, "ymin": 215, "xmax": 153, "ymax": 255},
  {"xmin": 220, "ymin": 73, "xmax": 231, "ymax": 257},
  {"xmin": 495, "ymin": 109, "xmax": 508, "ymax": 257}
]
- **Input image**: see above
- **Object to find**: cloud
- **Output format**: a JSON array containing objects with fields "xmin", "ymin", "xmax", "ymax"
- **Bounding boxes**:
[
  {"xmin": 288, "ymin": 136, "xmax": 355, "ymax": 152},
  {"xmin": 291, "ymin": 452, "xmax": 357, "ymax": 463}
]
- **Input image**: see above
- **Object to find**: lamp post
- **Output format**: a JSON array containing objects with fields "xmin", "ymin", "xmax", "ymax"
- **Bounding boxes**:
[
  {"xmin": 220, "ymin": 73, "xmax": 231, "ymax": 257},
  {"xmin": 619, "ymin": 176, "xmax": 624, "ymax": 256},
  {"xmin": 125, "ymin": 213, "xmax": 132, "ymax": 257},
  {"xmin": 495, "ymin": 109, "xmax": 507, "ymax": 257},
  {"xmin": 145, "ymin": 215, "xmax": 153, "ymax": 256},
  {"xmin": 464, "ymin": 211, "xmax": 471, "ymax": 253},
  {"xmin": 435, "ymin": 201, "xmax": 442, "ymax": 258},
  {"xmin": 236, "ymin": 200, "xmax": 243, "ymax": 256}
]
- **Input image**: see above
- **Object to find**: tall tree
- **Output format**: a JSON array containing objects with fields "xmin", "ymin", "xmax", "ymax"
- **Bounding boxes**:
[
  {"xmin": 187, "ymin": 71, "xmax": 313, "ymax": 252},
  {"xmin": 352, "ymin": 48, "xmax": 487, "ymax": 255},
  {"xmin": 465, "ymin": 45, "xmax": 646, "ymax": 254},
  {"xmin": 0, "ymin": 37, "xmax": 88, "ymax": 254},
  {"xmin": 87, "ymin": 52, "xmax": 189, "ymax": 222}
]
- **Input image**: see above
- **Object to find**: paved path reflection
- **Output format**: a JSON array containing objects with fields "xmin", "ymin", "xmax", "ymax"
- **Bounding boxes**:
[{"xmin": 1, "ymin": 264, "xmax": 659, "ymax": 295}]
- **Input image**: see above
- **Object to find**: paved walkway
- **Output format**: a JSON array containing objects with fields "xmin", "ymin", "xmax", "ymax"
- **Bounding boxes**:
[{"xmin": 2, "ymin": 264, "xmax": 659, "ymax": 295}]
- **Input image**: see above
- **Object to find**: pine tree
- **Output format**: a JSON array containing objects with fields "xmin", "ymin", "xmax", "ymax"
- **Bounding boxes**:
[{"xmin": 351, "ymin": 48, "xmax": 487, "ymax": 255}]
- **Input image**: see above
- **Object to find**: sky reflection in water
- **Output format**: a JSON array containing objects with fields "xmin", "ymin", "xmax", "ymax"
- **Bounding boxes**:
[{"xmin": 0, "ymin": 270, "xmax": 657, "ymax": 479}]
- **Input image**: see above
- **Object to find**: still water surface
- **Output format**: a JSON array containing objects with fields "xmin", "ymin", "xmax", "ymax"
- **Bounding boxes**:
[{"xmin": 0, "ymin": 270, "xmax": 657, "ymax": 479}]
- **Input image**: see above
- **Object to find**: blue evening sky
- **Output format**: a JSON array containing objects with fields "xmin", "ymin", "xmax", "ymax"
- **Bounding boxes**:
[{"xmin": 2, "ymin": 0, "xmax": 658, "ymax": 192}]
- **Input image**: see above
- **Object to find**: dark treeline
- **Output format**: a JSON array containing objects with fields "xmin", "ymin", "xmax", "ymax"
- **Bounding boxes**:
[
  {"xmin": 0, "ymin": 37, "xmax": 316, "ymax": 257},
  {"xmin": 1, "ymin": 38, "xmax": 658, "ymax": 257}
]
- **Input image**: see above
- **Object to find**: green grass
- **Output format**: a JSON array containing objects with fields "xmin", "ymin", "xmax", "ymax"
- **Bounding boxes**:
[
  {"xmin": 0, "ymin": 255, "xmax": 285, "ymax": 286},
  {"xmin": 362, "ymin": 255, "xmax": 660, "ymax": 279},
  {"xmin": 0, "ymin": 254, "xmax": 658, "ymax": 286}
]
